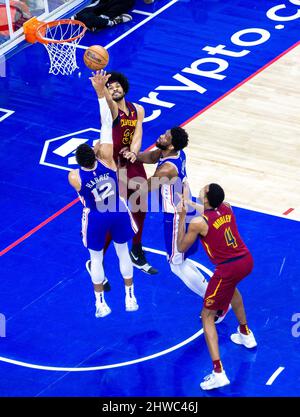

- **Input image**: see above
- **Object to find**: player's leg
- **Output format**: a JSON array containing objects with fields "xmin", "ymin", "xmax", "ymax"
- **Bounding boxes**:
[
  {"xmin": 127, "ymin": 165, "xmax": 158, "ymax": 275},
  {"xmin": 170, "ymin": 260, "xmax": 208, "ymax": 297},
  {"xmin": 129, "ymin": 210, "xmax": 157, "ymax": 275},
  {"xmin": 164, "ymin": 212, "xmax": 208, "ymax": 295},
  {"xmin": 88, "ymin": 249, "xmax": 111, "ymax": 318},
  {"xmin": 113, "ymin": 242, "xmax": 138, "ymax": 312},
  {"xmin": 200, "ymin": 306, "xmax": 230, "ymax": 390},
  {"xmin": 230, "ymin": 288, "xmax": 257, "ymax": 348},
  {"xmin": 200, "ymin": 276, "xmax": 232, "ymax": 390},
  {"xmin": 110, "ymin": 205, "xmax": 139, "ymax": 311},
  {"xmin": 82, "ymin": 210, "xmax": 111, "ymax": 317},
  {"xmin": 85, "ymin": 255, "xmax": 111, "ymax": 292},
  {"xmin": 224, "ymin": 255, "xmax": 257, "ymax": 348}
]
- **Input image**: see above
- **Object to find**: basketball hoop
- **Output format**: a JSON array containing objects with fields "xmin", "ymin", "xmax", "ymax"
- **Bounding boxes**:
[{"xmin": 24, "ymin": 17, "xmax": 87, "ymax": 75}]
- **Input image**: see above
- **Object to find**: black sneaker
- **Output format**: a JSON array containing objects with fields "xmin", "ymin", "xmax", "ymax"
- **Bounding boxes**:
[
  {"xmin": 85, "ymin": 260, "xmax": 111, "ymax": 292},
  {"xmin": 130, "ymin": 244, "xmax": 158, "ymax": 275}
]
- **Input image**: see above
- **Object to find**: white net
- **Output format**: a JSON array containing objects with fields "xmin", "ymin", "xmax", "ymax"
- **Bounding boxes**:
[{"xmin": 37, "ymin": 20, "xmax": 86, "ymax": 75}]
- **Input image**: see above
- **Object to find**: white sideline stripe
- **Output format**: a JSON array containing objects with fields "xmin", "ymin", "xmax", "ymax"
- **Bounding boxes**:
[
  {"xmin": 0, "ymin": 330, "xmax": 204, "ymax": 372},
  {"xmin": 132, "ymin": 9, "xmax": 153, "ymax": 16},
  {"xmin": 77, "ymin": 0, "xmax": 179, "ymax": 50},
  {"xmin": 0, "ymin": 246, "xmax": 207, "ymax": 372},
  {"xmin": 266, "ymin": 367, "xmax": 285, "ymax": 385},
  {"xmin": 230, "ymin": 202, "xmax": 299, "ymax": 222}
]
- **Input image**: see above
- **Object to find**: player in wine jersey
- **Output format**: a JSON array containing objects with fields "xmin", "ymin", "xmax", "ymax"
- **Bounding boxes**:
[
  {"xmin": 134, "ymin": 127, "xmax": 209, "ymax": 301},
  {"xmin": 103, "ymin": 71, "xmax": 157, "ymax": 275},
  {"xmin": 177, "ymin": 183, "xmax": 257, "ymax": 390},
  {"xmin": 69, "ymin": 71, "xmax": 139, "ymax": 318}
]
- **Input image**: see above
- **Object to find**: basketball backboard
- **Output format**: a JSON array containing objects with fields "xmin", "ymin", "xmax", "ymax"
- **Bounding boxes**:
[{"xmin": 0, "ymin": 0, "xmax": 90, "ymax": 54}]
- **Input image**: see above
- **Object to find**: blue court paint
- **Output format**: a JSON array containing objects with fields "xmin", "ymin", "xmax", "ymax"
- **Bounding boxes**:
[
  {"xmin": 0, "ymin": 207, "xmax": 300, "ymax": 396},
  {"xmin": 0, "ymin": 0, "xmax": 300, "ymax": 397}
]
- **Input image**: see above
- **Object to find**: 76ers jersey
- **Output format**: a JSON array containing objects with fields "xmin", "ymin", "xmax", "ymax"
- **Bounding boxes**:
[
  {"xmin": 77, "ymin": 159, "xmax": 138, "ymax": 251},
  {"xmin": 157, "ymin": 150, "xmax": 187, "ymax": 214},
  {"xmin": 112, "ymin": 101, "xmax": 137, "ymax": 165},
  {"xmin": 78, "ymin": 159, "xmax": 119, "ymax": 212},
  {"xmin": 201, "ymin": 203, "xmax": 250, "ymax": 265}
]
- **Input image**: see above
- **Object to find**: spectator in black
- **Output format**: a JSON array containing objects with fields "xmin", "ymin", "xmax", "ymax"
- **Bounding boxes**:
[{"xmin": 75, "ymin": 0, "xmax": 135, "ymax": 32}]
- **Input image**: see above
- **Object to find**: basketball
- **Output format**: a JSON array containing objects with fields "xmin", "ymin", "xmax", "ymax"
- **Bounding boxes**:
[{"xmin": 83, "ymin": 45, "xmax": 109, "ymax": 71}]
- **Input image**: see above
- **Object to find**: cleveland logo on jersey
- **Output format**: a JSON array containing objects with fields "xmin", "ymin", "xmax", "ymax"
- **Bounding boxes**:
[{"xmin": 120, "ymin": 119, "xmax": 137, "ymax": 127}]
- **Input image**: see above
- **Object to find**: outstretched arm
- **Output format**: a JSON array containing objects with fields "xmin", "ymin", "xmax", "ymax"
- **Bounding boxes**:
[
  {"xmin": 136, "ymin": 148, "xmax": 162, "ymax": 164},
  {"xmin": 90, "ymin": 71, "xmax": 115, "ymax": 169}
]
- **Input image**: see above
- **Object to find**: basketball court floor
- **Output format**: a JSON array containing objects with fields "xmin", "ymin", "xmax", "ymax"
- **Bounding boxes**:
[{"xmin": 0, "ymin": 0, "xmax": 299, "ymax": 397}]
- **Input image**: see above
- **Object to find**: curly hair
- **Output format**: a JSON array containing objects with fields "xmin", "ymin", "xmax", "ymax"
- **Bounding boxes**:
[
  {"xmin": 170, "ymin": 127, "xmax": 189, "ymax": 151},
  {"xmin": 106, "ymin": 71, "xmax": 129, "ymax": 94}
]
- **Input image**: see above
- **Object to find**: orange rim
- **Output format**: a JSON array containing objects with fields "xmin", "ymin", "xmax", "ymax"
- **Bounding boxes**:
[{"xmin": 34, "ymin": 19, "xmax": 87, "ymax": 44}]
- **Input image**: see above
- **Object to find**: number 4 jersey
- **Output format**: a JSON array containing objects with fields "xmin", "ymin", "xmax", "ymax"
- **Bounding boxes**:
[{"xmin": 200, "ymin": 203, "xmax": 250, "ymax": 265}]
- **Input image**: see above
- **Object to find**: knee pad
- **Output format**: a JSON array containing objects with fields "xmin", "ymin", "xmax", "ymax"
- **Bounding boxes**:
[
  {"xmin": 88, "ymin": 249, "xmax": 105, "ymax": 285},
  {"xmin": 114, "ymin": 242, "xmax": 133, "ymax": 279}
]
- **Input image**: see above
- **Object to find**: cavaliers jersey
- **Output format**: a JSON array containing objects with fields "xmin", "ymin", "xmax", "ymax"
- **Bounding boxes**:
[
  {"xmin": 200, "ymin": 203, "xmax": 250, "ymax": 265},
  {"xmin": 78, "ymin": 159, "xmax": 120, "ymax": 212},
  {"xmin": 157, "ymin": 150, "xmax": 187, "ymax": 214},
  {"xmin": 112, "ymin": 101, "xmax": 137, "ymax": 165}
]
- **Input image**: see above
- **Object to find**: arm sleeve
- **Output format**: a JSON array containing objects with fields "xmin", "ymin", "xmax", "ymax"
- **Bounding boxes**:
[{"xmin": 98, "ymin": 97, "xmax": 113, "ymax": 144}]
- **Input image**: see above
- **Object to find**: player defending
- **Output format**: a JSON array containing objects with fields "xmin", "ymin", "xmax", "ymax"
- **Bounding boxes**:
[
  {"xmin": 68, "ymin": 71, "xmax": 139, "ymax": 318},
  {"xmin": 104, "ymin": 72, "xmax": 157, "ymax": 275},
  {"xmin": 177, "ymin": 184, "xmax": 257, "ymax": 390},
  {"xmin": 134, "ymin": 128, "xmax": 209, "ymax": 300}
]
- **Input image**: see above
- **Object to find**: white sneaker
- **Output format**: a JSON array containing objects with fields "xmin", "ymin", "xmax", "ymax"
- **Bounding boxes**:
[
  {"xmin": 95, "ymin": 301, "xmax": 111, "ymax": 318},
  {"xmin": 125, "ymin": 295, "xmax": 139, "ymax": 312},
  {"xmin": 230, "ymin": 326, "xmax": 257, "ymax": 348},
  {"xmin": 200, "ymin": 370, "xmax": 230, "ymax": 390}
]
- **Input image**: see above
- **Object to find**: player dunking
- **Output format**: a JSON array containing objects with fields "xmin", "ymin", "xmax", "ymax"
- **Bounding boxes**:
[
  {"xmin": 177, "ymin": 184, "xmax": 257, "ymax": 390},
  {"xmin": 68, "ymin": 71, "xmax": 139, "ymax": 318},
  {"xmin": 103, "ymin": 71, "xmax": 157, "ymax": 275}
]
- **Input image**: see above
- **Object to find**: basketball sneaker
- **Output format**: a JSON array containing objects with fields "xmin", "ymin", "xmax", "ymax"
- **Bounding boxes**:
[
  {"xmin": 95, "ymin": 301, "xmax": 111, "ymax": 318},
  {"xmin": 112, "ymin": 14, "xmax": 132, "ymax": 25},
  {"xmin": 214, "ymin": 305, "xmax": 232, "ymax": 324},
  {"xmin": 200, "ymin": 370, "xmax": 230, "ymax": 390},
  {"xmin": 130, "ymin": 243, "xmax": 158, "ymax": 275},
  {"xmin": 85, "ymin": 260, "xmax": 111, "ymax": 292},
  {"xmin": 125, "ymin": 295, "xmax": 139, "ymax": 312},
  {"xmin": 230, "ymin": 326, "xmax": 257, "ymax": 348}
]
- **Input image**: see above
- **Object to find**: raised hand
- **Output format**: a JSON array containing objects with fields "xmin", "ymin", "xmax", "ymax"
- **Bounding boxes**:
[
  {"xmin": 176, "ymin": 193, "xmax": 187, "ymax": 217},
  {"xmin": 89, "ymin": 69, "xmax": 111, "ymax": 98}
]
